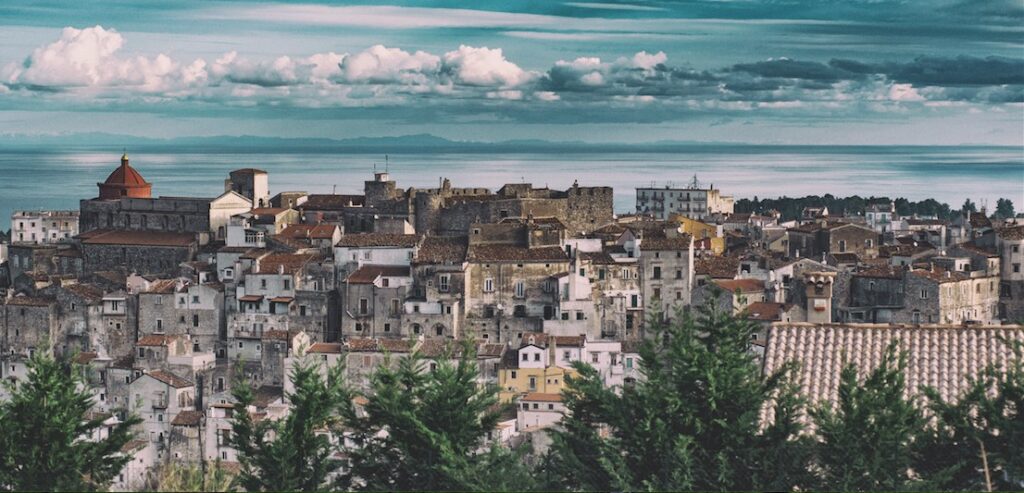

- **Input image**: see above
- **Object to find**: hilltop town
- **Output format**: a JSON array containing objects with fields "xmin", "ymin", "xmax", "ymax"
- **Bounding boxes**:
[{"xmin": 0, "ymin": 154, "xmax": 1022, "ymax": 489}]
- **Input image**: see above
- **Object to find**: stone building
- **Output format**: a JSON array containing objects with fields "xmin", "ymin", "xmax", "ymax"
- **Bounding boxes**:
[
  {"xmin": 787, "ymin": 220, "xmax": 880, "ymax": 260},
  {"xmin": 406, "ymin": 235, "xmax": 470, "ymax": 341},
  {"xmin": 996, "ymin": 225, "xmax": 1024, "ymax": 320},
  {"xmin": 79, "ymin": 230, "xmax": 198, "ymax": 276},
  {"xmin": 138, "ymin": 279, "xmax": 225, "ymax": 354},
  {"xmin": 10, "ymin": 210, "xmax": 79, "ymax": 244},
  {"xmin": 340, "ymin": 264, "xmax": 413, "ymax": 338},
  {"xmin": 224, "ymin": 168, "xmax": 269, "ymax": 208},
  {"xmin": 637, "ymin": 235, "xmax": 694, "ymax": 321}
]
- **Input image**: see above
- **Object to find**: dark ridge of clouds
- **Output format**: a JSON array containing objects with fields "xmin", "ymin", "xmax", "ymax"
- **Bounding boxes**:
[
  {"xmin": 729, "ymin": 58, "xmax": 859, "ymax": 82},
  {"xmin": 831, "ymin": 55, "xmax": 1024, "ymax": 86}
]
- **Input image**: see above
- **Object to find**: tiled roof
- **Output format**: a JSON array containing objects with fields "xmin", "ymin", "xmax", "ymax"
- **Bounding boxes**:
[
  {"xmin": 763, "ymin": 323, "xmax": 1024, "ymax": 412},
  {"xmin": 969, "ymin": 212, "xmax": 992, "ymax": 229},
  {"xmin": 336, "ymin": 234, "xmax": 420, "ymax": 248},
  {"xmin": 231, "ymin": 168, "xmax": 267, "ymax": 175},
  {"xmin": 308, "ymin": 342, "xmax": 343, "ymax": 354},
  {"xmin": 137, "ymin": 335, "xmax": 173, "ymax": 346},
  {"xmin": 302, "ymin": 194, "xmax": 365, "ymax": 210},
  {"xmin": 743, "ymin": 302, "xmax": 788, "ymax": 321},
  {"xmin": 171, "ymin": 410, "xmax": 204, "ymax": 426},
  {"xmin": 418, "ymin": 339, "xmax": 465, "ymax": 358},
  {"xmin": 121, "ymin": 440, "xmax": 148, "ymax": 454},
  {"xmin": 346, "ymin": 265, "xmax": 411, "ymax": 284},
  {"xmin": 910, "ymin": 268, "xmax": 969, "ymax": 284},
  {"xmin": 253, "ymin": 253, "xmax": 317, "ymax": 274},
  {"xmin": 578, "ymin": 250, "xmax": 617, "ymax": 265},
  {"xmin": 695, "ymin": 256, "xmax": 739, "ymax": 279},
  {"xmin": 477, "ymin": 343, "xmax": 506, "ymax": 358},
  {"xmin": 238, "ymin": 295, "xmax": 264, "ymax": 302},
  {"xmin": 278, "ymin": 224, "xmax": 339, "ymax": 240},
  {"xmin": 345, "ymin": 338, "xmax": 416, "ymax": 353},
  {"xmin": 80, "ymin": 230, "xmax": 196, "ymax": 247},
  {"xmin": 62, "ymin": 283, "xmax": 105, "ymax": 302},
  {"xmin": 906, "ymin": 219, "xmax": 947, "ymax": 226},
  {"xmin": 111, "ymin": 354, "xmax": 135, "ymax": 370},
  {"xmin": 147, "ymin": 370, "xmax": 193, "ymax": 389},
  {"xmin": 714, "ymin": 278, "xmax": 765, "ymax": 293},
  {"xmin": 830, "ymin": 252, "xmax": 860, "ymax": 263},
  {"xmin": 4, "ymin": 295, "xmax": 55, "ymax": 307},
  {"xmin": 998, "ymin": 225, "xmax": 1024, "ymax": 241},
  {"xmin": 522, "ymin": 392, "xmax": 562, "ymax": 402},
  {"xmin": 415, "ymin": 236, "xmax": 468, "ymax": 264},
  {"xmin": 853, "ymin": 265, "xmax": 904, "ymax": 280},
  {"xmin": 253, "ymin": 386, "xmax": 283, "ymax": 408},
  {"xmin": 250, "ymin": 207, "xmax": 288, "ymax": 216},
  {"xmin": 143, "ymin": 279, "xmax": 179, "ymax": 294},
  {"xmin": 73, "ymin": 352, "xmax": 99, "ymax": 364},
  {"xmin": 262, "ymin": 330, "xmax": 290, "ymax": 341},
  {"xmin": 467, "ymin": 245, "xmax": 568, "ymax": 262}
]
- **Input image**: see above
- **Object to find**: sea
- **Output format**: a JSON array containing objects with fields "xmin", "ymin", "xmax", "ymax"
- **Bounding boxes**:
[{"xmin": 0, "ymin": 146, "xmax": 1022, "ymax": 231}]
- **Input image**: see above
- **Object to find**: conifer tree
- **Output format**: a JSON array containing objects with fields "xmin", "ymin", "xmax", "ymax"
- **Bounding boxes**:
[
  {"xmin": 917, "ymin": 339, "xmax": 1024, "ymax": 491},
  {"xmin": 544, "ymin": 294, "xmax": 812, "ymax": 491},
  {"xmin": 0, "ymin": 349, "xmax": 140, "ymax": 491},
  {"xmin": 151, "ymin": 461, "xmax": 237, "ymax": 492},
  {"xmin": 342, "ymin": 340, "xmax": 534, "ymax": 491},
  {"xmin": 810, "ymin": 341, "xmax": 928, "ymax": 491},
  {"xmin": 228, "ymin": 358, "xmax": 350, "ymax": 492}
]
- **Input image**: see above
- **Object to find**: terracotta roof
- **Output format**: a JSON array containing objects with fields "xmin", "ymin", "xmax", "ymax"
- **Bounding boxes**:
[
  {"xmin": 262, "ymin": 330, "xmax": 290, "ymax": 341},
  {"xmin": 579, "ymin": 250, "xmax": 617, "ymax": 265},
  {"xmin": 80, "ymin": 230, "xmax": 196, "ymax": 247},
  {"xmin": 278, "ymin": 224, "xmax": 339, "ymax": 240},
  {"xmin": 102, "ymin": 157, "xmax": 150, "ymax": 187},
  {"xmin": 238, "ymin": 294, "xmax": 264, "ymax": 302},
  {"xmin": 419, "ymin": 339, "xmax": 465, "ymax": 358},
  {"xmin": 62, "ymin": 283, "xmax": 105, "ymax": 302},
  {"xmin": 121, "ymin": 440, "xmax": 148, "ymax": 454},
  {"xmin": 171, "ymin": 410, "xmax": 204, "ymax": 426},
  {"xmin": 137, "ymin": 335, "xmax": 173, "ymax": 347},
  {"xmin": 253, "ymin": 253, "xmax": 316, "ymax": 274},
  {"xmin": 998, "ymin": 225, "xmax": 1024, "ymax": 241},
  {"xmin": 346, "ymin": 264, "xmax": 411, "ymax": 284},
  {"xmin": 742, "ymin": 302, "xmax": 787, "ymax": 321},
  {"xmin": 269, "ymin": 296, "xmax": 294, "ymax": 303},
  {"xmin": 854, "ymin": 265, "xmax": 904, "ymax": 280},
  {"xmin": 73, "ymin": 352, "xmax": 99, "ymax": 364},
  {"xmin": 111, "ymin": 355, "xmax": 136, "ymax": 370},
  {"xmin": 906, "ymin": 219, "xmax": 947, "ymax": 226},
  {"xmin": 714, "ymin": 278, "xmax": 765, "ymax": 293},
  {"xmin": 910, "ymin": 268, "xmax": 970, "ymax": 284},
  {"xmin": 477, "ymin": 343, "xmax": 506, "ymax": 358},
  {"xmin": 522, "ymin": 392, "xmax": 562, "ymax": 402},
  {"xmin": 830, "ymin": 252, "xmax": 860, "ymax": 263},
  {"xmin": 468, "ymin": 245, "xmax": 568, "ymax": 262},
  {"xmin": 336, "ymin": 233, "xmax": 420, "ymax": 248},
  {"xmin": 302, "ymin": 194, "xmax": 365, "ymax": 210},
  {"xmin": 518, "ymin": 333, "xmax": 583, "ymax": 348},
  {"xmin": 253, "ymin": 386, "xmax": 283, "ymax": 408},
  {"xmin": 641, "ymin": 236, "xmax": 692, "ymax": 251},
  {"xmin": 345, "ymin": 338, "xmax": 415, "ymax": 353},
  {"xmin": 147, "ymin": 370, "xmax": 193, "ymax": 389},
  {"xmin": 415, "ymin": 236, "xmax": 468, "ymax": 264},
  {"xmin": 969, "ymin": 212, "xmax": 992, "ymax": 229},
  {"xmin": 250, "ymin": 207, "xmax": 288, "ymax": 216},
  {"xmin": 955, "ymin": 242, "xmax": 999, "ymax": 258},
  {"xmin": 143, "ymin": 279, "xmax": 179, "ymax": 294},
  {"xmin": 308, "ymin": 342, "xmax": 343, "ymax": 354},
  {"xmin": 695, "ymin": 256, "xmax": 739, "ymax": 279},
  {"xmin": 4, "ymin": 295, "xmax": 55, "ymax": 307},
  {"xmin": 762, "ymin": 323, "xmax": 1024, "ymax": 416}
]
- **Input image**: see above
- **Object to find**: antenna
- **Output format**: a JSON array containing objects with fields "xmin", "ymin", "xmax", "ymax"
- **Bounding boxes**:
[{"xmin": 385, "ymin": 154, "xmax": 389, "ymax": 173}]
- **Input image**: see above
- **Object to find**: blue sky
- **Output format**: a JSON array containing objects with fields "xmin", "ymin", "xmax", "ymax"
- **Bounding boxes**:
[{"xmin": 1, "ymin": 0, "xmax": 1022, "ymax": 144}]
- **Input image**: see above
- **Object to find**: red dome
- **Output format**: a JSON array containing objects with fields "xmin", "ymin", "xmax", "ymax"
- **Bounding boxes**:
[{"xmin": 98, "ymin": 153, "xmax": 152, "ymax": 199}]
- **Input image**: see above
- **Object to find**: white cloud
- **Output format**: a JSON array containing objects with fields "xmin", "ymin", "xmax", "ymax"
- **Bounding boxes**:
[
  {"xmin": 442, "ymin": 46, "xmax": 533, "ymax": 87},
  {"xmin": 338, "ymin": 45, "xmax": 439, "ymax": 84},
  {"xmin": 564, "ymin": 2, "xmax": 667, "ymax": 11},
  {"xmin": 888, "ymin": 83, "xmax": 925, "ymax": 102}
]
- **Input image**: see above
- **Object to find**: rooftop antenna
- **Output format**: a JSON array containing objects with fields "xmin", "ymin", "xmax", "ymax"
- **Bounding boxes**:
[
  {"xmin": 385, "ymin": 154, "xmax": 389, "ymax": 173},
  {"xmin": 688, "ymin": 174, "xmax": 700, "ymax": 189},
  {"xmin": 333, "ymin": 184, "xmax": 337, "ymax": 194}
]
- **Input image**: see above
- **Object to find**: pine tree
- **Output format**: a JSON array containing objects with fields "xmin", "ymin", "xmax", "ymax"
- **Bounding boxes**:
[
  {"xmin": 810, "ymin": 341, "xmax": 928, "ymax": 491},
  {"xmin": 342, "ymin": 340, "xmax": 534, "ymax": 491},
  {"xmin": 151, "ymin": 461, "xmax": 237, "ymax": 492},
  {"xmin": 228, "ymin": 358, "xmax": 350, "ymax": 492},
  {"xmin": 918, "ymin": 338, "xmax": 1024, "ymax": 491},
  {"xmin": 0, "ymin": 349, "xmax": 140, "ymax": 491},
  {"xmin": 544, "ymin": 295, "xmax": 812, "ymax": 491}
]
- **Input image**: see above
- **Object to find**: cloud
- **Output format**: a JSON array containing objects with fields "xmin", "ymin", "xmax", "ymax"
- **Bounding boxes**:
[
  {"xmin": 338, "ymin": 45, "xmax": 439, "ymax": 85},
  {"xmin": 441, "ymin": 46, "xmax": 532, "ymax": 87},
  {"xmin": 564, "ymin": 2, "xmax": 667, "ymax": 12}
]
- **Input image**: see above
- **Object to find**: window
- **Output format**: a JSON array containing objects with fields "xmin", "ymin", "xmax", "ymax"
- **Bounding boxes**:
[
  {"xmin": 439, "ymin": 274, "xmax": 450, "ymax": 292},
  {"xmin": 1014, "ymin": 263, "xmax": 1021, "ymax": 273},
  {"xmin": 283, "ymin": 279, "xmax": 290, "ymax": 290},
  {"xmin": 920, "ymin": 289, "xmax": 928, "ymax": 300},
  {"xmin": 561, "ymin": 312, "xmax": 569, "ymax": 320},
  {"xmin": 528, "ymin": 376, "xmax": 537, "ymax": 390},
  {"xmin": 626, "ymin": 357, "xmax": 633, "ymax": 368},
  {"xmin": 359, "ymin": 298, "xmax": 369, "ymax": 314},
  {"xmin": 563, "ymin": 350, "xmax": 571, "ymax": 361},
  {"xmin": 156, "ymin": 319, "xmax": 163, "ymax": 331},
  {"xmin": 260, "ymin": 279, "xmax": 267, "ymax": 289},
  {"xmin": 510, "ymin": 370, "xmax": 517, "ymax": 379},
  {"xmin": 522, "ymin": 352, "xmax": 528, "ymax": 362},
  {"xmin": 579, "ymin": 268, "xmax": 586, "ymax": 277},
  {"xmin": 391, "ymin": 299, "xmax": 400, "ymax": 315},
  {"xmin": 484, "ymin": 278, "xmax": 494, "ymax": 293},
  {"xmin": 652, "ymin": 266, "xmax": 661, "ymax": 279},
  {"xmin": 514, "ymin": 281, "xmax": 525, "ymax": 298},
  {"xmin": 675, "ymin": 269, "xmax": 682, "ymax": 279},
  {"xmin": 866, "ymin": 239, "xmax": 873, "ymax": 248},
  {"xmin": 631, "ymin": 294, "xmax": 638, "ymax": 308},
  {"xmin": 138, "ymin": 348, "xmax": 145, "ymax": 358},
  {"xmin": 838, "ymin": 240, "xmax": 847, "ymax": 252},
  {"xmin": 383, "ymin": 323, "xmax": 391, "ymax": 332},
  {"xmin": 300, "ymin": 305, "xmax": 307, "ymax": 317},
  {"xmin": 598, "ymin": 269, "xmax": 605, "ymax": 280},
  {"xmin": 382, "ymin": 278, "xmax": 390, "ymax": 287},
  {"xmin": 576, "ymin": 312, "xmax": 584, "ymax": 320},
  {"xmin": 534, "ymin": 353, "xmax": 541, "ymax": 361},
  {"xmin": 653, "ymin": 288, "xmax": 661, "ymax": 299},
  {"xmin": 591, "ymin": 353, "xmax": 599, "ymax": 364},
  {"xmin": 192, "ymin": 315, "xmax": 199, "ymax": 327},
  {"xmin": 155, "ymin": 297, "xmax": 162, "ymax": 305},
  {"xmin": 548, "ymin": 404, "xmax": 555, "ymax": 410}
]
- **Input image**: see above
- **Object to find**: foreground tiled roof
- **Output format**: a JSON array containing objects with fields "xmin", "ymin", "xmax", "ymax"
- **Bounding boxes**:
[
  {"xmin": 137, "ymin": 335, "xmax": 174, "ymax": 347},
  {"xmin": 763, "ymin": 323, "xmax": 1024, "ymax": 413},
  {"xmin": 171, "ymin": 410, "xmax": 204, "ymax": 426},
  {"xmin": 743, "ymin": 302, "xmax": 788, "ymax": 321},
  {"xmin": 278, "ymin": 224, "xmax": 338, "ymax": 240},
  {"xmin": 522, "ymin": 392, "xmax": 562, "ymax": 402},
  {"xmin": 336, "ymin": 233, "xmax": 419, "ymax": 248},
  {"xmin": 695, "ymin": 255, "xmax": 739, "ymax": 279}
]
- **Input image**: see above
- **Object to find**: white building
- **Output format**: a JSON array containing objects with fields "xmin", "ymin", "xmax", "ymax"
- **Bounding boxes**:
[
  {"xmin": 10, "ymin": 210, "xmax": 79, "ymax": 244},
  {"xmin": 516, "ymin": 393, "xmax": 566, "ymax": 431},
  {"xmin": 635, "ymin": 177, "xmax": 734, "ymax": 221}
]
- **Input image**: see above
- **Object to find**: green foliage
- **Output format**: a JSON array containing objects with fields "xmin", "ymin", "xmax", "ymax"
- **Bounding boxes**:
[
  {"xmin": 544, "ymin": 296, "xmax": 811, "ymax": 491},
  {"xmin": 735, "ymin": 194, "xmax": 956, "ymax": 221},
  {"xmin": 152, "ymin": 461, "xmax": 237, "ymax": 492},
  {"xmin": 0, "ymin": 349, "xmax": 140, "ymax": 491},
  {"xmin": 918, "ymin": 338, "xmax": 1024, "ymax": 491},
  {"xmin": 809, "ymin": 342, "xmax": 929, "ymax": 491},
  {"xmin": 228, "ymin": 358, "xmax": 350, "ymax": 492},
  {"xmin": 962, "ymin": 198, "xmax": 978, "ymax": 214},
  {"xmin": 994, "ymin": 198, "xmax": 1015, "ymax": 219},
  {"xmin": 342, "ymin": 340, "xmax": 534, "ymax": 492}
]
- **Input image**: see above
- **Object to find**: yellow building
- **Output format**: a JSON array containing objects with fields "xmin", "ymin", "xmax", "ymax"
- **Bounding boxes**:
[
  {"xmin": 497, "ymin": 336, "xmax": 583, "ymax": 402},
  {"xmin": 670, "ymin": 215, "xmax": 725, "ymax": 254}
]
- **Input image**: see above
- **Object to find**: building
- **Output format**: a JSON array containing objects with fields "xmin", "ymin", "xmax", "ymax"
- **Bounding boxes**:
[
  {"xmin": 995, "ymin": 225, "xmax": 1024, "ymax": 320},
  {"xmin": 635, "ymin": 177, "xmax": 734, "ymax": 221},
  {"xmin": 11, "ymin": 210, "xmax": 79, "ymax": 244},
  {"xmin": 787, "ymin": 220, "xmax": 880, "ymax": 260},
  {"xmin": 517, "ymin": 393, "xmax": 566, "ymax": 431}
]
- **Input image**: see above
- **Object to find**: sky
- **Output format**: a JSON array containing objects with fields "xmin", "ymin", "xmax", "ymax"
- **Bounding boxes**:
[{"xmin": 0, "ymin": 0, "xmax": 1022, "ymax": 145}]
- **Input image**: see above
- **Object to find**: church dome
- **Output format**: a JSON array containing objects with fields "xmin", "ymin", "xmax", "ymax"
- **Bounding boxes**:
[{"xmin": 98, "ymin": 153, "xmax": 152, "ymax": 199}]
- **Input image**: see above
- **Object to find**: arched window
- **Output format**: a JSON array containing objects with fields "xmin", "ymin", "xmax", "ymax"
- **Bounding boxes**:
[
  {"xmin": 412, "ymin": 324, "xmax": 421, "ymax": 334},
  {"xmin": 434, "ymin": 324, "xmax": 445, "ymax": 337}
]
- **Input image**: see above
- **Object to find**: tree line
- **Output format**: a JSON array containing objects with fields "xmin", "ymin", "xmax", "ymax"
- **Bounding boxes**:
[
  {"xmin": 734, "ymin": 195, "xmax": 1017, "ymax": 222},
  {"xmin": 1, "ymin": 298, "xmax": 1021, "ymax": 491}
]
